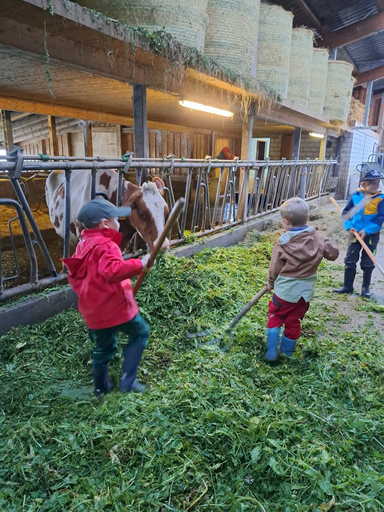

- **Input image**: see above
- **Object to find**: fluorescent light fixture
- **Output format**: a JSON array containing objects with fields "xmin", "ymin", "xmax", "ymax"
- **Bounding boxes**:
[
  {"xmin": 179, "ymin": 100, "xmax": 233, "ymax": 118},
  {"xmin": 309, "ymin": 132, "xmax": 325, "ymax": 139}
]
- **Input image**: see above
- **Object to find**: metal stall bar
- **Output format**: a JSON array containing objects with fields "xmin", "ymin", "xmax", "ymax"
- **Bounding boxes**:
[{"xmin": 0, "ymin": 198, "xmax": 38, "ymax": 300}]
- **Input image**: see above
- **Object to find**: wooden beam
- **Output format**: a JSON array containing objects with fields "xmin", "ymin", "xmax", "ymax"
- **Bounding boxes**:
[
  {"xmin": 47, "ymin": 115, "xmax": 59, "ymax": 155},
  {"xmin": 354, "ymin": 66, "xmax": 384, "ymax": 86},
  {"xmin": 322, "ymin": 12, "xmax": 384, "ymax": 48},
  {"xmin": 83, "ymin": 121, "xmax": 93, "ymax": 157},
  {"xmin": 293, "ymin": 0, "xmax": 322, "ymax": 30},
  {"xmin": 292, "ymin": 127, "xmax": 302, "ymax": 159},
  {"xmin": 1, "ymin": 110, "xmax": 14, "ymax": 150},
  {"xmin": 133, "ymin": 85, "xmax": 148, "ymax": 160}
]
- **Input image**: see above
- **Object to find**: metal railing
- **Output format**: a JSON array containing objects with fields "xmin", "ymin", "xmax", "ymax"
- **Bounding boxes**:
[{"xmin": 0, "ymin": 148, "xmax": 337, "ymax": 301}]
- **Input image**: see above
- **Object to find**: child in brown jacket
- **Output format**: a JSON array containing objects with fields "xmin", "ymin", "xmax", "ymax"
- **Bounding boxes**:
[{"xmin": 265, "ymin": 197, "xmax": 339, "ymax": 362}]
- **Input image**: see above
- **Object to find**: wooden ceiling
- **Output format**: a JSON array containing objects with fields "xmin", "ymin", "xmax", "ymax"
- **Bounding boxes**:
[{"xmin": 0, "ymin": 0, "xmax": 337, "ymax": 141}]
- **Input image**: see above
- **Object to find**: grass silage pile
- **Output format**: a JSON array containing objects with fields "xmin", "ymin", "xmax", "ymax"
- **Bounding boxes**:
[{"xmin": 0, "ymin": 231, "xmax": 383, "ymax": 511}]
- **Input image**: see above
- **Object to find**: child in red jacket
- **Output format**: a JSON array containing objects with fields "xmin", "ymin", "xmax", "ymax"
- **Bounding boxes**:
[
  {"xmin": 63, "ymin": 198, "xmax": 153, "ymax": 396},
  {"xmin": 265, "ymin": 197, "xmax": 339, "ymax": 362}
]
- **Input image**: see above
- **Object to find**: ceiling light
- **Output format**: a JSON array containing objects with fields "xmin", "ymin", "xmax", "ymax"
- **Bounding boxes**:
[
  {"xmin": 179, "ymin": 100, "xmax": 233, "ymax": 118},
  {"xmin": 309, "ymin": 132, "xmax": 325, "ymax": 139}
]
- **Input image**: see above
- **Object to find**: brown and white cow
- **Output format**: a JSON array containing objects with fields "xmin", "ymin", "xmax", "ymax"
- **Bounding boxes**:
[{"xmin": 45, "ymin": 169, "xmax": 170, "ymax": 251}]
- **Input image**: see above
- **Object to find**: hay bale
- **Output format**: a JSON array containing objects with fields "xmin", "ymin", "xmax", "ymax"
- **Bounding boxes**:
[
  {"xmin": 287, "ymin": 28, "xmax": 314, "ymax": 106},
  {"xmin": 204, "ymin": 0, "xmax": 260, "ymax": 78},
  {"xmin": 323, "ymin": 60, "xmax": 354, "ymax": 123},
  {"xmin": 77, "ymin": 0, "xmax": 209, "ymax": 52},
  {"xmin": 256, "ymin": 3, "xmax": 293, "ymax": 99},
  {"xmin": 307, "ymin": 48, "xmax": 328, "ymax": 116}
]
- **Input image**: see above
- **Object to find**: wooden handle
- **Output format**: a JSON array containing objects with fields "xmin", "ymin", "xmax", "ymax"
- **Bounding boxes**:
[
  {"xmin": 133, "ymin": 197, "xmax": 186, "ymax": 296},
  {"xmin": 329, "ymin": 195, "xmax": 384, "ymax": 277},
  {"xmin": 228, "ymin": 285, "xmax": 269, "ymax": 329}
]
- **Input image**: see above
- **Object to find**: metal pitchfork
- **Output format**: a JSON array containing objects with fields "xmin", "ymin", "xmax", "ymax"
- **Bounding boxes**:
[{"xmin": 187, "ymin": 285, "xmax": 269, "ymax": 352}]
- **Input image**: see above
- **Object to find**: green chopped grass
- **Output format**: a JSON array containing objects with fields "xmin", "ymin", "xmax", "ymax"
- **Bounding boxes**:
[{"xmin": 0, "ymin": 232, "xmax": 383, "ymax": 511}]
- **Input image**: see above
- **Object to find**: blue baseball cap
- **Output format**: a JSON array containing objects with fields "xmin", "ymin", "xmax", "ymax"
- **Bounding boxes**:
[
  {"xmin": 77, "ymin": 198, "xmax": 132, "ymax": 228},
  {"xmin": 361, "ymin": 169, "xmax": 381, "ymax": 181}
]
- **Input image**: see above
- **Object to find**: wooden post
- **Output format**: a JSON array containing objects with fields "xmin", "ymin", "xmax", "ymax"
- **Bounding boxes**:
[
  {"xmin": 238, "ymin": 116, "xmax": 254, "ymax": 220},
  {"xmin": 363, "ymin": 81, "xmax": 374, "ymax": 127},
  {"xmin": 133, "ymin": 84, "xmax": 148, "ymax": 182},
  {"xmin": 1, "ymin": 110, "xmax": 14, "ymax": 150},
  {"xmin": 319, "ymin": 130, "xmax": 327, "ymax": 160},
  {"xmin": 292, "ymin": 127, "xmax": 302, "ymax": 159},
  {"xmin": 48, "ymin": 115, "xmax": 59, "ymax": 156},
  {"xmin": 83, "ymin": 121, "xmax": 93, "ymax": 157}
]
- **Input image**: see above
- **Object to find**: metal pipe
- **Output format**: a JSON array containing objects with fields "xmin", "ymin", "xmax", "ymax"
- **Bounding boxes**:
[
  {"xmin": 0, "ymin": 273, "xmax": 68, "ymax": 302},
  {"xmin": 180, "ymin": 168, "xmax": 192, "ymax": 236},
  {"xmin": 9, "ymin": 178, "xmax": 57, "ymax": 277},
  {"xmin": 63, "ymin": 169, "xmax": 72, "ymax": 260},
  {"xmin": 0, "ymin": 199, "xmax": 38, "ymax": 297}
]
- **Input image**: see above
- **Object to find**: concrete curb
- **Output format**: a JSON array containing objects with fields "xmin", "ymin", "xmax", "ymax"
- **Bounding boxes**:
[
  {"xmin": 0, "ymin": 288, "xmax": 77, "ymax": 336},
  {"xmin": 0, "ymin": 195, "xmax": 329, "ymax": 336}
]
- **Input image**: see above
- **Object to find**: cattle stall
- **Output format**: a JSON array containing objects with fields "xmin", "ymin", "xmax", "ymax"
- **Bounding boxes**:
[{"xmin": 0, "ymin": 148, "xmax": 337, "ymax": 301}]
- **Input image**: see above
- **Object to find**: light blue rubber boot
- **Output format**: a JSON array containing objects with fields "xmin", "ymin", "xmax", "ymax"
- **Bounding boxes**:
[
  {"xmin": 280, "ymin": 334, "xmax": 297, "ymax": 357},
  {"xmin": 265, "ymin": 327, "xmax": 281, "ymax": 362}
]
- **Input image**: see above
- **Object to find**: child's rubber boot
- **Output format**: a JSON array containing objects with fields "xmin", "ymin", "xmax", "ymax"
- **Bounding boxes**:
[
  {"xmin": 280, "ymin": 334, "xmax": 297, "ymax": 357},
  {"xmin": 333, "ymin": 267, "xmax": 356, "ymax": 294},
  {"xmin": 93, "ymin": 364, "xmax": 114, "ymax": 397},
  {"xmin": 265, "ymin": 327, "xmax": 280, "ymax": 362},
  {"xmin": 120, "ymin": 341, "xmax": 146, "ymax": 393},
  {"xmin": 361, "ymin": 268, "xmax": 373, "ymax": 298}
]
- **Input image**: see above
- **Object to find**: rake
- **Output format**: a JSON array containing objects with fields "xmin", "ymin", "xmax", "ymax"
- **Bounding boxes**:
[{"xmin": 187, "ymin": 285, "xmax": 269, "ymax": 352}]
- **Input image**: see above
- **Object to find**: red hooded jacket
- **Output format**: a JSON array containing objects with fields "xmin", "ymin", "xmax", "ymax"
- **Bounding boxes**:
[{"xmin": 63, "ymin": 228, "xmax": 143, "ymax": 329}]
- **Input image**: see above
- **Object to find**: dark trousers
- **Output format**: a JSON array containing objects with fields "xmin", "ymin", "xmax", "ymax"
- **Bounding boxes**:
[
  {"xmin": 344, "ymin": 232, "xmax": 380, "ymax": 271},
  {"xmin": 89, "ymin": 314, "xmax": 150, "ymax": 366}
]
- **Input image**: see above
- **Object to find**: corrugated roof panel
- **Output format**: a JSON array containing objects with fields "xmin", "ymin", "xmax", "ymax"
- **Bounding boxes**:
[{"xmin": 345, "ymin": 32, "xmax": 384, "ymax": 73}]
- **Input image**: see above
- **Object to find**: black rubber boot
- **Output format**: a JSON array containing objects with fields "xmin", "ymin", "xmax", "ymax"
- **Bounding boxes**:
[
  {"xmin": 361, "ymin": 269, "xmax": 373, "ymax": 298},
  {"xmin": 120, "ymin": 342, "xmax": 146, "ymax": 393},
  {"xmin": 93, "ymin": 364, "xmax": 114, "ymax": 397},
  {"xmin": 333, "ymin": 267, "xmax": 356, "ymax": 294}
]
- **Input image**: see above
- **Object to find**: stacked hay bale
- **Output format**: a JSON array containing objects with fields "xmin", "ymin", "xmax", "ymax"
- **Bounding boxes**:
[
  {"xmin": 76, "ymin": 0, "xmax": 209, "ymax": 52},
  {"xmin": 256, "ymin": 3, "xmax": 293, "ymax": 98},
  {"xmin": 287, "ymin": 28, "xmax": 314, "ymax": 106},
  {"xmin": 323, "ymin": 61, "xmax": 354, "ymax": 123},
  {"xmin": 307, "ymin": 48, "xmax": 328, "ymax": 116},
  {"xmin": 205, "ymin": 0, "xmax": 260, "ymax": 78}
]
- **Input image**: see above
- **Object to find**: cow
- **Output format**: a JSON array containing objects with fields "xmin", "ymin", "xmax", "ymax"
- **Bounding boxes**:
[{"xmin": 45, "ymin": 169, "xmax": 170, "ymax": 251}]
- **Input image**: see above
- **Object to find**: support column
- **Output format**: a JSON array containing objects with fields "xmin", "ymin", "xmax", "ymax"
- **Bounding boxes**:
[
  {"xmin": 83, "ymin": 121, "xmax": 93, "ymax": 157},
  {"xmin": 238, "ymin": 116, "xmax": 254, "ymax": 220},
  {"xmin": 329, "ymin": 47, "xmax": 338, "ymax": 60},
  {"xmin": 1, "ymin": 110, "xmax": 14, "ymax": 151},
  {"xmin": 319, "ymin": 130, "xmax": 327, "ymax": 160},
  {"xmin": 133, "ymin": 84, "xmax": 148, "ymax": 183},
  {"xmin": 378, "ymin": 93, "xmax": 384, "ymax": 151},
  {"xmin": 48, "ymin": 115, "xmax": 59, "ymax": 156},
  {"xmin": 292, "ymin": 127, "xmax": 302, "ymax": 159},
  {"xmin": 363, "ymin": 81, "xmax": 374, "ymax": 127}
]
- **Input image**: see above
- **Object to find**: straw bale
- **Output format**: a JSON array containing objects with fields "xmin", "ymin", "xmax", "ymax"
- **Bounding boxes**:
[
  {"xmin": 205, "ymin": 0, "xmax": 260, "ymax": 78},
  {"xmin": 348, "ymin": 97, "xmax": 365, "ymax": 125},
  {"xmin": 307, "ymin": 48, "xmax": 328, "ymax": 116},
  {"xmin": 323, "ymin": 60, "xmax": 354, "ymax": 123},
  {"xmin": 77, "ymin": 0, "xmax": 209, "ymax": 52},
  {"xmin": 287, "ymin": 28, "xmax": 313, "ymax": 106},
  {"xmin": 256, "ymin": 3, "xmax": 293, "ymax": 99}
]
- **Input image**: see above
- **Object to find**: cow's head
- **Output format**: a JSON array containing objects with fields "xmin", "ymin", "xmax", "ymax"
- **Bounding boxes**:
[{"xmin": 121, "ymin": 177, "xmax": 170, "ymax": 251}]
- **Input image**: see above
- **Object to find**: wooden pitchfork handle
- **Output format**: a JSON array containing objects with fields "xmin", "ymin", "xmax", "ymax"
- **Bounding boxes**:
[
  {"xmin": 227, "ymin": 285, "xmax": 269, "ymax": 330},
  {"xmin": 133, "ymin": 197, "xmax": 186, "ymax": 296},
  {"xmin": 329, "ymin": 195, "xmax": 384, "ymax": 278}
]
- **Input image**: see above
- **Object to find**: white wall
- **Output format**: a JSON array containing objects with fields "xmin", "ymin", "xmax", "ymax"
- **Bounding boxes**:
[{"xmin": 346, "ymin": 125, "xmax": 380, "ymax": 195}]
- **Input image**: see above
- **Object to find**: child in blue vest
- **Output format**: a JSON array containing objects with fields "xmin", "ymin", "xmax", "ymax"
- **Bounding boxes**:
[{"xmin": 334, "ymin": 169, "xmax": 384, "ymax": 298}]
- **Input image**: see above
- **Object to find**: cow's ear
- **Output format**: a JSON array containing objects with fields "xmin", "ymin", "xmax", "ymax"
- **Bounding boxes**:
[{"xmin": 152, "ymin": 176, "xmax": 165, "ymax": 195}]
